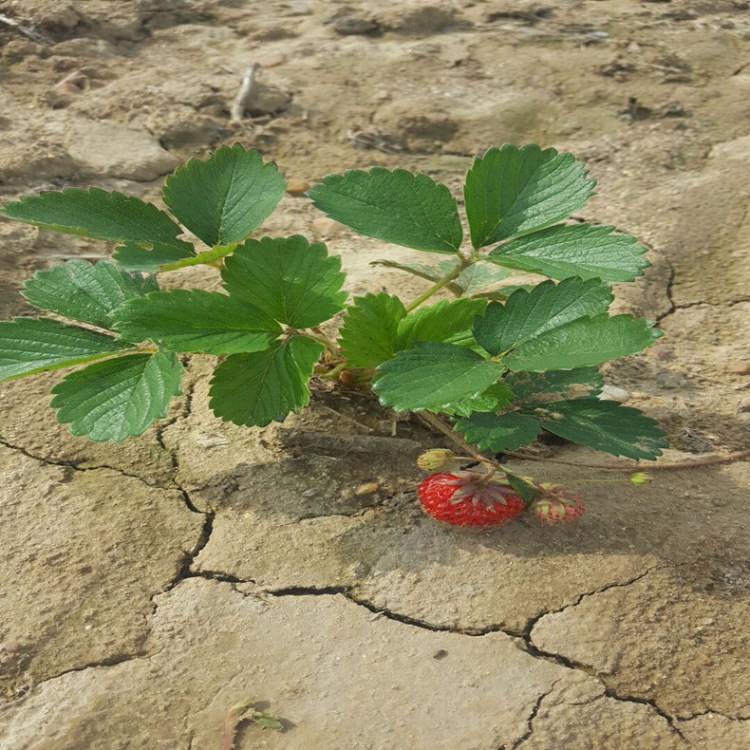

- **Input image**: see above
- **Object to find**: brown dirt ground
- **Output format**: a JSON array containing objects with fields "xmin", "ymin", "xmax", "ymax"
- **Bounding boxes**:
[{"xmin": 1, "ymin": 1, "xmax": 750, "ymax": 749}]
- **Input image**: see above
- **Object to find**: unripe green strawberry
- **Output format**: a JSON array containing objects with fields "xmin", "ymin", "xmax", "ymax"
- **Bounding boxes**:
[
  {"xmin": 529, "ymin": 483, "xmax": 585, "ymax": 523},
  {"xmin": 417, "ymin": 471, "xmax": 525, "ymax": 527},
  {"xmin": 417, "ymin": 448, "xmax": 459, "ymax": 472}
]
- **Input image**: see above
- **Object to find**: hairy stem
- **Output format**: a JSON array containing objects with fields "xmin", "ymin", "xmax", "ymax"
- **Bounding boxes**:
[
  {"xmin": 404, "ymin": 254, "xmax": 474, "ymax": 312},
  {"xmin": 318, "ymin": 362, "xmax": 348, "ymax": 380},
  {"xmin": 415, "ymin": 411, "xmax": 516, "ymax": 475},
  {"xmin": 159, "ymin": 243, "xmax": 238, "ymax": 272}
]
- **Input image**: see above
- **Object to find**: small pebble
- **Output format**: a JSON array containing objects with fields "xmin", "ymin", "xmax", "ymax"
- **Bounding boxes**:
[
  {"xmin": 194, "ymin": 433, "xmax": 230, "ymax": 449},
  {"xmin": 738, "ymin": 397, "xmax": 750, "ymax": 414},
  {"xmin": 254, "ymin": 52, "xmax": 286, "ymax": 68},
  {"xmin": 599, "ymin": 385, "xmax": 630, "ymax": 403},
  {"xmin": 355, "ymin": 482, "xmax": 380, "ymax": 496},
  {"xmin": 286, "ymin": 179, "xmax": 310, "ymax": 195},
  {"xmin": 312, "ymin": 217, "xmax": 344, "ymax": 238},
  {"xmin": 729, "ymin": 363, "xmax": 750, "ymax": 375}
]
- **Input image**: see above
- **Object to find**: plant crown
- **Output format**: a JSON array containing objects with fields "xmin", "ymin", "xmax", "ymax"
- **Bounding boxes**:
[{"xmin": 0, "ymin": 144, "xmax": 667, "ymax": 496}]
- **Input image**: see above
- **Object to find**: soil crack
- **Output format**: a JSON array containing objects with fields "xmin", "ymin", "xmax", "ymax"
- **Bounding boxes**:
[
  {"xmin": 522, "ymin": 566, "xmax": 657, "ymax": 642},
  {"xmin": 655, "ymin": 257, "xmax": 676, "ymax": 323},
  {"xmin": 504, "ymin": 681, "xmax": 560, "ymax": 750},
  {"xmin": 0, "ymin": 436, "xmax": 171, "ymax": 490},
  {"xmin": 19, "ymin": 651, "xmax": 155, "ymax": 699},
  {"xmin": 604, "ymin": 688, "xmax": 686, "ymax": 740},
  {"xmin": 520, "ymin": 566, "xmax": 687, "ymax": 740}
]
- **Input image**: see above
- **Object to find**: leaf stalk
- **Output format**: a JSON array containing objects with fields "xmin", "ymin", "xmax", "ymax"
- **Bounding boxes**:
[{"xmin": 404, "ymin": 254, "xmax": 474, "ymax": 312}]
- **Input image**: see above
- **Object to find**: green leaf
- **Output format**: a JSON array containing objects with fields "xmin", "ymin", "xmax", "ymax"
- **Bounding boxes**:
[
  {"xmin": 396, "ymin": 298, "xmax": 488, "ymax": 351},
  {"xmin": 0, "ymin": 318, "xmax": 127, "ymax": 381},
  {"xmin": 162, "ymin": 145, "xmax": 286, "ymax": 247},
  {"xmin": 475, "ymin": 283, "xmax": 537, "ymax": 301},
  {"xmin": 338, "ymin": 293, "xmax": 406, "ymax": 368},
  {"xmin": 22, "ymin": 260, "xmax": 157, "ymax": 329},
  {"xmin": 1, "ymin": 188, "xmax": 185, "ymax": 247},
  {"xmin": 505, "ymin": 470, "xmax": 537, "ymax": 503},
  {"xmin": 114, "ymin": 241, "xmax": 196, "ymax": 272},
  {"xmin": 504, "ymin": 368, "xmax": 604, "ymax": 403},
  {"xmin": 454, "ymin": 412, "xmax": 541, "ymax": 451},
  {"xmin": 464, "ymin": 144, "xmax": 595, "ymax": 248},
  {"xmin": 474, "ymin": 277, "xmax": 613, "ymax": 356},
  {"xmin": 113, "ymin": 289, "xmax": 281, "ymax": 354},
  {"xmin": 209, "ymin": 336, "xmax": 324, "ymax": 427},
  {"xmin": 222, "ymin": 235, "xmax": 347, "ymax": 328},
  {"xmin": 522, "ymin": 399, "xmax": 667, "ymax": 460},
  {"xmin": 308, "ymin": 167, "xmax": 462, "ymax": 253},
  {"xmin": 454, "ymin": 262, "xmax": 513, "ymax": 294},
  {"xmin": 50, "ymin": 351, "xmax": 183, "ymax": 442},
  {"xmin": 487, "ymin": 223, "xmax": 649, "ymax": 282},
  {"xmin": 440, "ymin": 382, "xmax": 514, "ymax": 417},
  {"xmin": 504, "ymin": 314, "xmax": 661, "ymax": 372},
  {"xmin": 373, "ymin": 342, "xmax": 505, "ymax": 412}
]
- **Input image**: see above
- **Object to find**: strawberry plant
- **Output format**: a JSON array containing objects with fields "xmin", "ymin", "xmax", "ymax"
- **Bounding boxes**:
[{"xmin": 0, "ymin": 144, "xmax": 667, "ymax": 519}]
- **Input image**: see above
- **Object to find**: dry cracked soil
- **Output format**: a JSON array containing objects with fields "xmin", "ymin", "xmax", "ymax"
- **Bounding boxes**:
[{"xmin": 1, "ymin": 1, "xmax": 750, "ymax": 749}]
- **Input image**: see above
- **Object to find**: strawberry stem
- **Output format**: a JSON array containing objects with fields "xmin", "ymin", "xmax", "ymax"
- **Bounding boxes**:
[{"xmin": 417, "ymin": 411, "xmax": 515, "ymax": 479}]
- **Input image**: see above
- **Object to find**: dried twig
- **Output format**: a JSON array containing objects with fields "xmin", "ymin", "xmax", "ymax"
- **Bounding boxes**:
[
  {"xmin": 229, "ymin": 63, "xmax": 259, "ymax": 123},
  {"xmin": 0, "ymin": 13, "xmax": 51, "ymax": 45},
  {"xmin": 499, "ymin": 447, "xmax": 750, "ymax": 472},
  {"xmin": 315, "ymin": 403, "xmax": 373, "ymax": 433}
]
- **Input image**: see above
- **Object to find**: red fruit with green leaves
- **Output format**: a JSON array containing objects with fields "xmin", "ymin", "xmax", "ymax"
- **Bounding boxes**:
[
  {"xmin": 529, "ymin": 483, "xmax": 586, "ymax": 523},
  {"xmin": 417, "ymin": 471, "xmax": 525, "ymax": 527}
]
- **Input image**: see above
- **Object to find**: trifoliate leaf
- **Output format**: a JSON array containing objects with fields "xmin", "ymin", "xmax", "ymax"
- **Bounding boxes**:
[
  {"xmin": 504, "ymin": 314, "xmax": 661, "ymax": 372},
  {"xmin": 0, "ymin": 318, "xmax": 127, "ymax": 381},
  {"xmin": 504, "ymin": 368, "xmax": 604, "ymax": 403},
  {"xmin": 162, "ymin": 145, "xmax": 285, "ymax": 247},
  {"xmin": 440, "ymin": 382, "xmax": 514, "ymax": 417},
  {"xmin": 487, "ymin": 223, "xmax": 649, "ymax": 282},
  {"xmin": 114, "ymin": 241, "xmax": 196, "ymax": 272},
  {"xmin": 338, "ymin": 293, "xmax": 406, "ymax": 368},
  {"xmin": 308, "ymin": 168, "xmax": 462, "ymax": 253},
  {"xmin": 209, "ymin": 336, "xmax": 324, "ymax": 427},
  {"xmin": 222, "ymin": 235, "xmax": 347, "ymax": 328},
  {"xmin": 113, "ymin": 289, "xmax": 281, "ymax": 354},
  {"xmin": 50, "ymin": 351, "xmax": 183, "ymax": 442},
  {"xmin": 396, "ymin": 298, "xmax": 488, "ymax": 351},
  {"xmin": 473, "ymin": 277, "xmax": 613, "ymax": 356},
  {"xmin": 522, "ymin": 399, "xmax": 668, "ymax": 460},
  {"xmin": 464, "ymin": 144, "xmax": 595, "ymax": 248},
  {"xmin": 22, "ymin": 259, "xmax": 157, "ymax": 329},
  {"xmin": 373, "ymin": 342, "xmax": 505, "ymax": 412},
  {"xmin": 454, "ymin": 412, "xmax": 541, "ymax": 451},
  {"xmin": 1, "ymin": 188, "xmax": 185, "ymax": 247}
]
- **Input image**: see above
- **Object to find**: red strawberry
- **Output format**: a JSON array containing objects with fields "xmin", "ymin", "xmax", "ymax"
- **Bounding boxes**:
[
  {"xmin": 417, "ymin": 471, "xmax": 525, "ymax": 527},
  {"xmin": 529, "ymin": 483, "xmax": 585, "ymax": 523}
]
